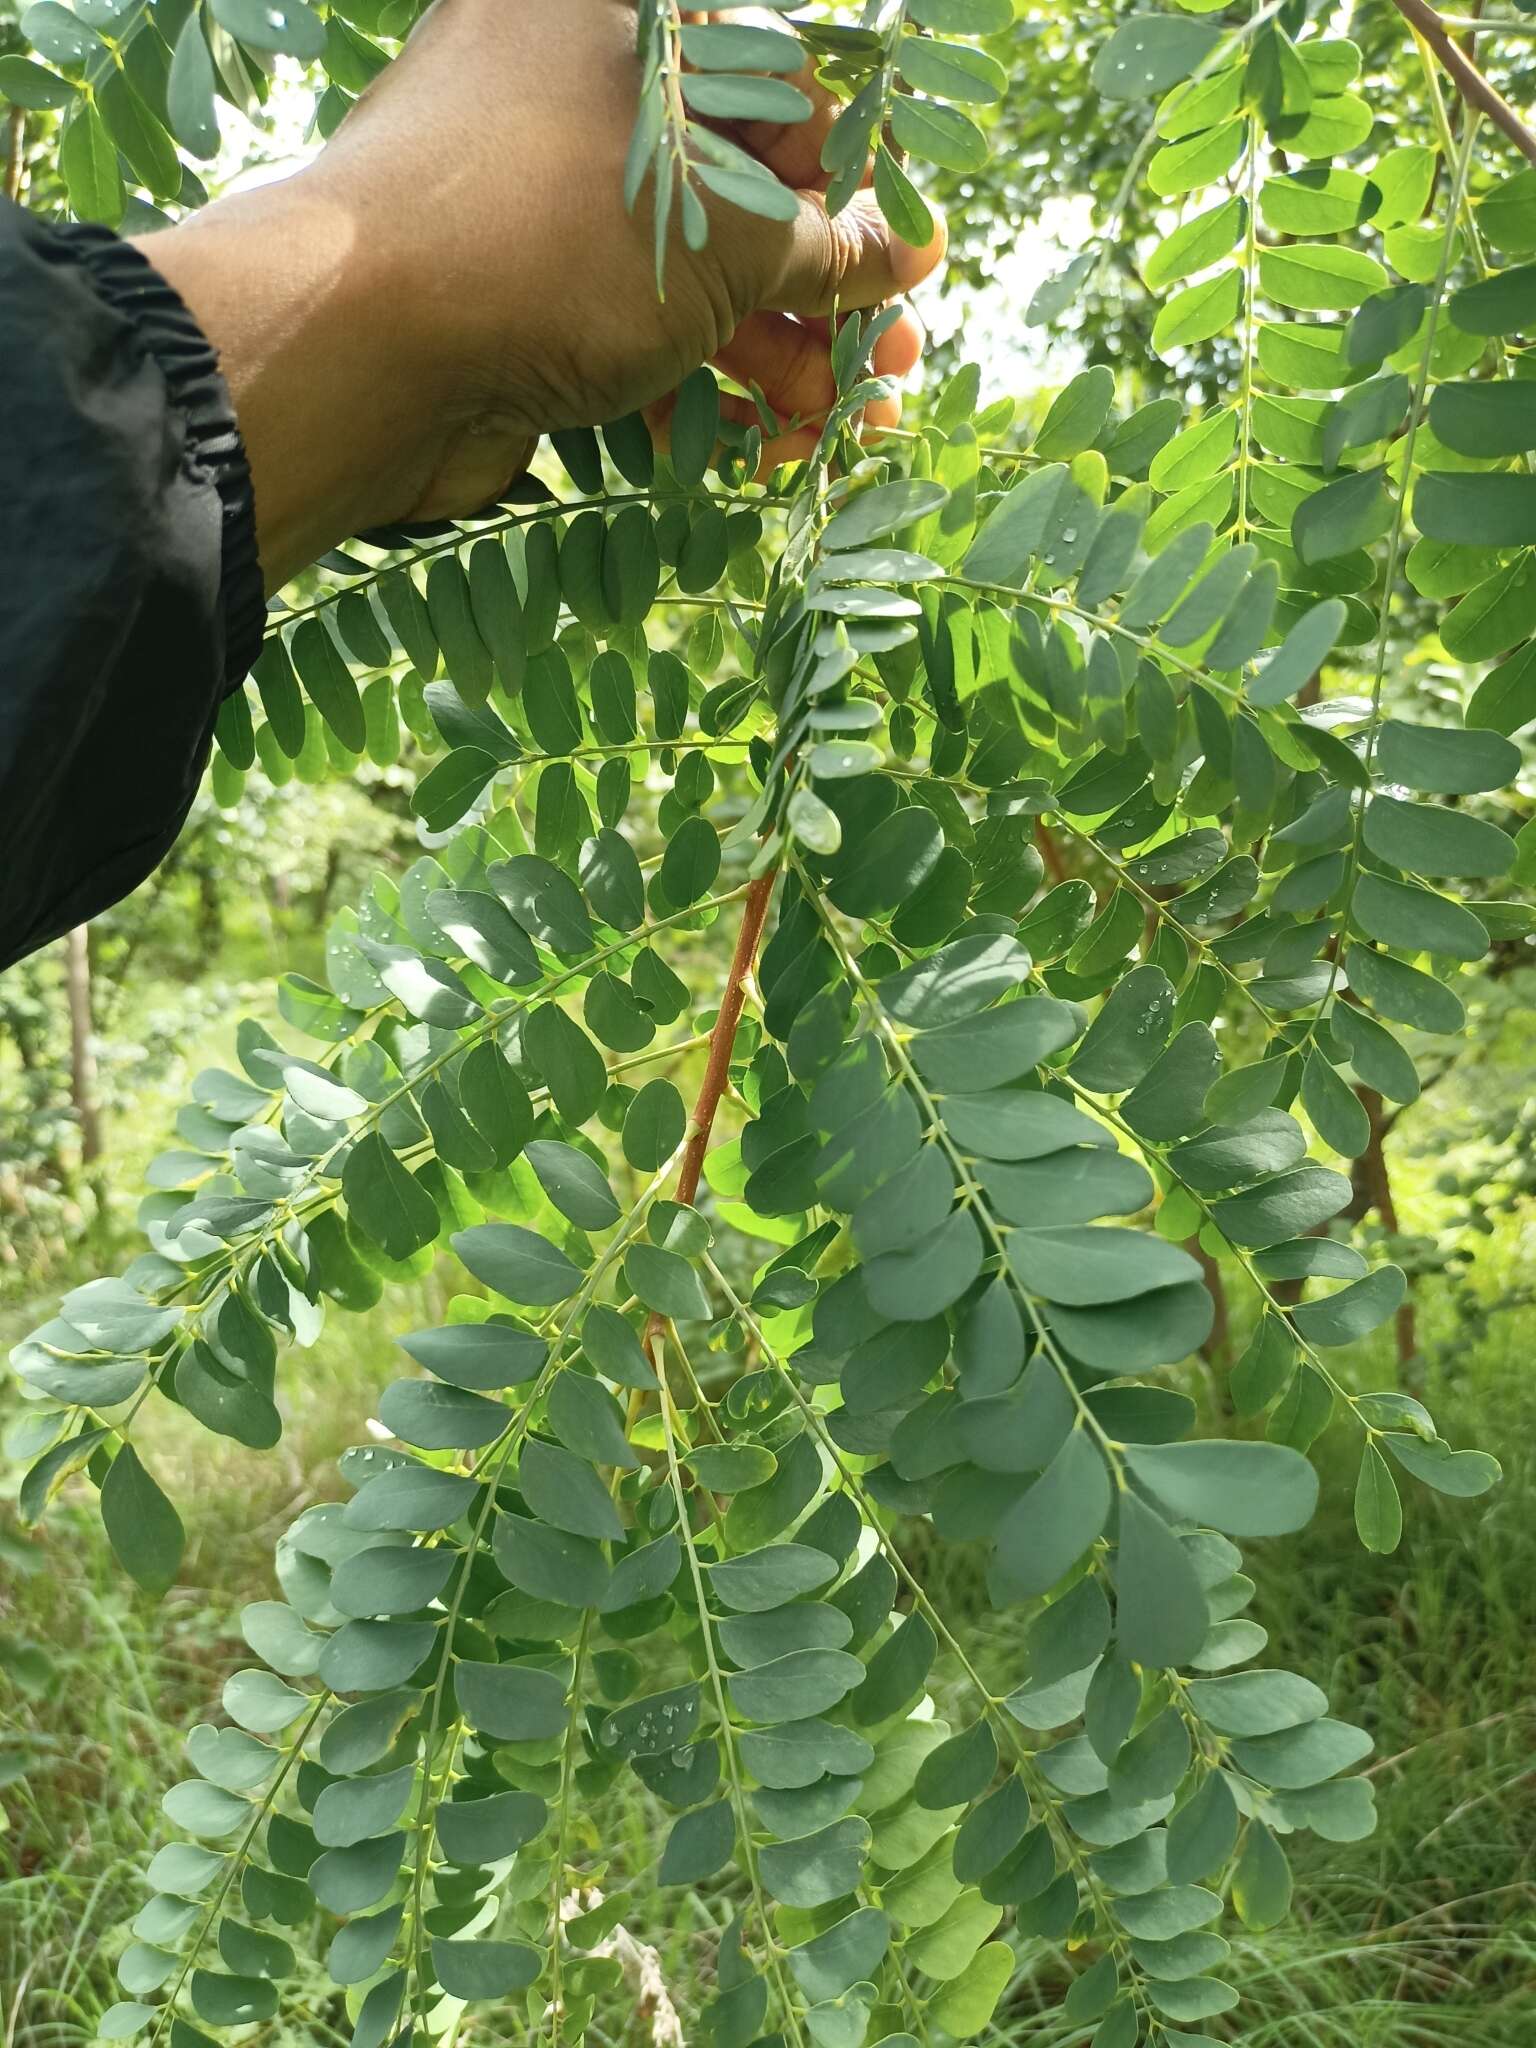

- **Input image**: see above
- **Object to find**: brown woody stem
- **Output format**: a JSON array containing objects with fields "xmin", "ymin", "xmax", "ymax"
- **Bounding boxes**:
[
  {"xmin": 641, "ymin": 867, "xmax": 777, "ymax": 1353},
  {"xmin": 5, "ymin": 107, "xmax": 25, "ymax": 203},
  {"xmin": 675, "ymin": 868, "xmax": 776, "ymax": 1206},
  {"xmin": 1035, "ymin": 819, "xmax": 1068, "ymax": 885},
  {"xmin": 1390, "ymin": 0, "xmax": 1536, "ymax": 165}
]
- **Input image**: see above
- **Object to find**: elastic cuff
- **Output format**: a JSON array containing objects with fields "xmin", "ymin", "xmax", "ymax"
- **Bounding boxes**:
[{"xmin": 54, "ymin": 222, "xmax": 267, "ymax": 691}]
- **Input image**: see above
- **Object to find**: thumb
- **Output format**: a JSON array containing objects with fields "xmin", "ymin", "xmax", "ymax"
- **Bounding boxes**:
[{"xmin": 764, "ymin": 186, "xmax": 946, "ymax": 318}]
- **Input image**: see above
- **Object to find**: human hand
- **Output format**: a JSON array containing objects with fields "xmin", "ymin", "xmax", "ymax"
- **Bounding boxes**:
[
  {"xmin": 139, "ymin": 0, "xmax": 947, "ymax": 588},
  {"xmin": 319, "ymin": 0, "xmax": 946, "ymax": 504}
]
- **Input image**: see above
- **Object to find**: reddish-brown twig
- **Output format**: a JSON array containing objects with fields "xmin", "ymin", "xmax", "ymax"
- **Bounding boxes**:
[
  {"xmin": 1390, "ymin": 0, "xmax": 1536, "ymax": 166},
  {"xmin": 673, "ymin": 868, "xmax": 776, "ymax": 1207},
  {"xmin": 641, "ymin": 866, "xmax": 777, "ymax": 1356}
]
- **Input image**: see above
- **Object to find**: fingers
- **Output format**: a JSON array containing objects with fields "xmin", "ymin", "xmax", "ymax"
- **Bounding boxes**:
[
  {"xmin": 731, "ymin": 65, "xmax": 840, "ymax": 195},
  {"xmin": 765, "ymin": 186, "xmax": 947, "ymax": 318},
  {"xmin": 711, "ymin": 299, "xmax": 923, "ymax": 477},
  {"xmin": 717, "ymin": 389, "xmax": 904, "ymax": 481},
  {"xmin": 685, "ymin": 4, "xmax": 843, "ymax": 194},
  {"xmin": 717, "ymin": 311, "xmax": 837, "ymax": 425},
  {"xmin": 871, "ymin": 303, "xmax": 926, "ymax": 380},
  {"xmin": 717, "ymin": 302, "xmax": 926, "ymax": 423},
  {"xmin": 718, "ymin": 392, "xmax": 821, "ymax": 477}
]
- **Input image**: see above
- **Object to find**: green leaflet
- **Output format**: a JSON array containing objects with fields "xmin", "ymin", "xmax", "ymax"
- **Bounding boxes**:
[
  {"xmin": 1093, "ymin": 16, "xmax": 1221, "ymax": 100},
  {"xmin": 1124, "ymin": 1442, "xmax": 1320, "ymax": 1537},
  {"xmin": 1007, "ymin": 1227, "xmax": 1202, "ymax": 1307},
  {"xmin": 709, "ymin": 1544, "xmax": 838, "ymax": 1613},
  {"xmin": 342, "ymin": 1133, "xmax": 441, "ymax": 1260},
  {"xmin": 1416, "ymin": 471, "xmax": 1536, "ymax": 547},
  {"xmin": 1362, "ymin": 796, "xmax": 1514, "ymax": 879},
  {"xmin": 452, "ymin": 1223, "xmax": 586, "ymax": 1306},
  {"xmin": 432, "ymin": 1938, "xmax": 543, "ymax": 1999},
  {"xmin": 992, "ymin": 1430, "xmax": 1111, "ymax": 1598},
  {"xmin": 455, "ymin": 1660, "xmax": 569, "ymax": 1742},
  {"xmin": 519, "ymin": 1436, "xmax": 624, "ymax": 1541},
  {"xmin": 1115, "ymin": 1493, "xmax": 1210, "ymax": 1668},
  {"xmin": 399, "ymin": 1321, "xmax": 548, "ymax": 1391},
  {"xmin": 1374, "ymin": 720, "xmax": 1521, "ymax": 797},
  {"xmin": 1447, "ymin": 260, "xmax": 1536, "ymax": 335},
  {"xmin": 101, "ymin": 1447, "xmax": 185, "ymax": 1597}
]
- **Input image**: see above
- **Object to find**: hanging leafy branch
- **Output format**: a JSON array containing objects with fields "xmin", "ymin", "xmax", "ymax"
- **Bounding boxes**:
[{"xmin": 11, "ymin": 1, "xmax": 1536, "ymax": 2043}]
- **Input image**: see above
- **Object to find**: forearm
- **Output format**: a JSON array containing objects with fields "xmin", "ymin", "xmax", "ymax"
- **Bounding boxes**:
[{"xmin": 133, "ymin": 174, "xmax": 445, "ymax": 592}]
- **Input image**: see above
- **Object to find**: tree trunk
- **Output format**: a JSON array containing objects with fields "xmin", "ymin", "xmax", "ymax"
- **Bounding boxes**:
[
  {"xmin": 315, "ymin": 844, "xmax": 344, "ymax": 924},
  {"xmin": 1349, "ymin": 1084, "xmax": 1420, "ymax": 1380},
  {"xmin": 65, "ymin": 923, "xmax": 106, "ymax": 1186},
  {"xmin": 197, "ymin": 862, "xmax": 224, "ymax": 950},
  {"xmin": 8, "ymin": 1015, "xmax": 37, "ymax": 1072},
  {"xmin": 1035, "ymin": 820, "xmax": 1068, "ymax": 883},
  {"xmin": 1186, "ymin": 1234, "xmax": 1235, "ymax": 1420},
  {"xmin": 5, "ymin": 106, "xmax": 25, "ymax": 205}
]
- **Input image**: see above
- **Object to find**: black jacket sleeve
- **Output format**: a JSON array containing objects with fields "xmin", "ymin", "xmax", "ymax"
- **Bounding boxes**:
[{"xmin": 0, "ymin": 197, "xmax": 265, "ymax": 973}]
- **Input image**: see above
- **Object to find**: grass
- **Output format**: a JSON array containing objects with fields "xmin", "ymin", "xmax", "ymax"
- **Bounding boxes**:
[{"xmin": 2, "ymin": 1520, "xmax": 227, "ymax": 2047}]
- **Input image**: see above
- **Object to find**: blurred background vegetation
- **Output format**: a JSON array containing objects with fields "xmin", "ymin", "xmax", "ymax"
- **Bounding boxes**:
[{"xmin": 4, "ymin": 1, "xmax": 1535, "ymax": 2043}]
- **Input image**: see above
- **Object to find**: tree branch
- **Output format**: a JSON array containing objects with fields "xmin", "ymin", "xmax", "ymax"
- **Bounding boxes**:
[
  {"xmin": 641, "ymin": 866, "xmax": 776, "ymax": 1347},
  {"xmin": 1035, "ymin": 819, "xmax": 1068, "ymax": 884},
  {"xmin": 1185, "ymin": 1231, "xmax": 1233, "ymax": 1376},
  {"xmin": 1390, "ymin": 0, "xmax": 1536, "ymax": 166},
  {"xmin": 674, "ymin": 869, "xmax": 776, "ymax": 1208},
  {"xmin": 5, "ymin": 107, "xmax": 25, "ymax": 204}
]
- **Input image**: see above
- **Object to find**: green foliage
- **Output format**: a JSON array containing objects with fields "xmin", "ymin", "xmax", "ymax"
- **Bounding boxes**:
[{"xmin": 11, "ymin": 1, "xmax": 1536, "ymax": 2043}]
